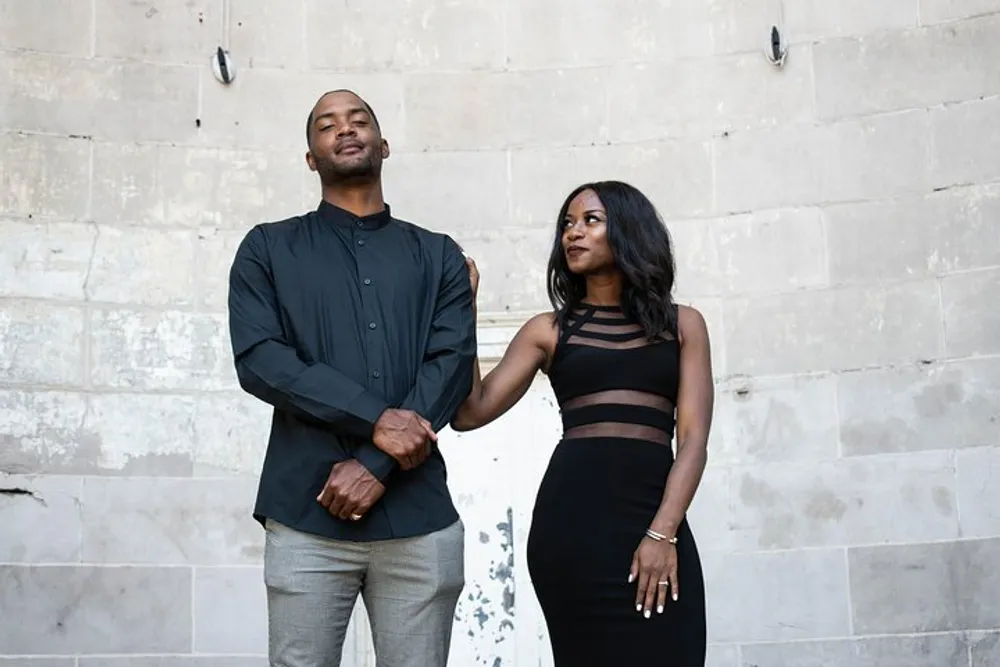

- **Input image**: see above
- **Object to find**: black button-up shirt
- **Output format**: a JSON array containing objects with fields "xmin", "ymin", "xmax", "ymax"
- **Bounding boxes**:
[{"xmin": 227, "ymin": 200, "xmax": 476, "ymax": 541}]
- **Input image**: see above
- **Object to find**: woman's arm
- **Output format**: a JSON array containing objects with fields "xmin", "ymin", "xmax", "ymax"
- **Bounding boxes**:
[
  {"xmin": 450, "ymin": 311, "xmax": 554, "ymax": 431},
  {"xmin": 649, "ymin": 305, "xmax": 714, "ymax": 536},
  {"xmin": 631, "ymin": 304, "xmax": 715, "ymax": 616},
  {"xmin": 450, "ymin": 254, "xmax": 556, "ymax": 432}
]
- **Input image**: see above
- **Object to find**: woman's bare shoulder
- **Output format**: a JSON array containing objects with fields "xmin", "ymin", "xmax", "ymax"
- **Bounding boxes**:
[{"xmin": 676, "ymin": 304, "xmax": 708, "ymax": 346}]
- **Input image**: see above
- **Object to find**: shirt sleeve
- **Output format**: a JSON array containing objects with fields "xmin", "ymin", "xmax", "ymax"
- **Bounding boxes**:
[
  {"xmin": 228, "ymin": 225, "xmax": 390, "ymax": 438},
  {"xmin": 353, "ymin": 237, "xmax": 477, "ymax": 479}
]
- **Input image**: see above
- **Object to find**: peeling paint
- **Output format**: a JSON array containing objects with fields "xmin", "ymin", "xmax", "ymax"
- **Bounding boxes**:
[{"xmin": 453, "ymin": 506, "xmax": 517, "ymax": 665}]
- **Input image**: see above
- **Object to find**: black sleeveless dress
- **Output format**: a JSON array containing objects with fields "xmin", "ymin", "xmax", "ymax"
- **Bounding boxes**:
[{"xmin": 526, "ymin": 304, "xmax": 707, "ymax": 665}]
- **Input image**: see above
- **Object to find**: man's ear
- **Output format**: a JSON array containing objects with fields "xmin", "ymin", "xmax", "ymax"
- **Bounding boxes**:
[
  {"xmin": 380, "ymin": 139, "xmax": 390, "ymax": 160},
  {"xmin": 305, "ymin": 150, "xmax": 317, "ymax": 172}
]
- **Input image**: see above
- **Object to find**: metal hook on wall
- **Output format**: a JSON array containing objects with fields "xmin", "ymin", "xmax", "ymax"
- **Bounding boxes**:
[{"xmin": 765, "ymin": 26, "xmax": 788, "ymax": 67}]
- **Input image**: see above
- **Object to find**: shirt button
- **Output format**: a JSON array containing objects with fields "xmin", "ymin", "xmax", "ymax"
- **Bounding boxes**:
[
  {"xmin": 357, "ymin": 239, "xmax": 365, "ymax": 246},
  {"xmin": 368, "ymin": 322, "xmax": 377, "ymax": 330},
  {"xmin": 372, "ymin": 370, "xmax": 380, "ymax": 378},
  {"xmin": 356, "ymin": 221, "xmax": 363, "ymax": 228},
  {"xmin": 363, "ymin": 278, "xmax": 371, "ymax": 285}
]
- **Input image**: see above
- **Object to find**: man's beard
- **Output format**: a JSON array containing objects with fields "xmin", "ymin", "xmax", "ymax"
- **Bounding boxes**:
[{"xmin": 316, "ymin": 152, "xmax": 379, "ymax": 185}]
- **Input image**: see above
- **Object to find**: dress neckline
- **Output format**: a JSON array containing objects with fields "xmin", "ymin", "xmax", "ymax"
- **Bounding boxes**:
[{"xmin": 578, "ymin": 302, "xmax": 621, "ymax": 312}]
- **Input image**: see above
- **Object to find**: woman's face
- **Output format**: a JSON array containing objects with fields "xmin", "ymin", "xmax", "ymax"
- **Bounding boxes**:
[{"xmin": 561, "ymin": 189, "xmax": 614, "ymax": 275}]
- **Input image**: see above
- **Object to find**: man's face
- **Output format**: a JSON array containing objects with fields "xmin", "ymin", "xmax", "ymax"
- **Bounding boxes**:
[{"xmin": 306, "ymin": 91, "xmax": 388, "ymax": 182}]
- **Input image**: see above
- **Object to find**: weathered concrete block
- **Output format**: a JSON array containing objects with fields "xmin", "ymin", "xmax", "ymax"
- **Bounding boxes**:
[
  {"xmin": 0, "ymin": 475, "xmax": 82, "ymax": 563},
  {"xmin": 724, "ymin": 280, "xmax": 942, "ymax": 375},
  {"xmin": 405, "ymin": 67, "xmax": 612, "ymax": 151},
  {"xmin": 686, "ymin": 466, "xmax": 736, "ymax": 553},
  {"xmin": 712, "ymin": 374, "xmax": 839, "ymax": 464},
  {"xmin": 86, "ymin": 393, "xmax": 196, "ymax": 476},
  {"xmin": 609, "ymin": 46, "xmax": 814, "ymax": 142},
  {"xmin": 194, "ymin": 228, "xmax": 249, "ymax": 313},
  {"xmin": 453, "ymin": 228, "xmax": 552, "ymax": 312},
  {"xmin": 401, "ymin": 72, "xmax": 508, "ymax": 151},
  {"xmin": 740, "ymin": 633, "xmax": 969, "ymax": 667},
  {"xmin": 971, "ymin": 631, "xmax": 1000, "ymax": 667},
  {"xmin": 86, "ymin": 226, "xmax": 196, "ymax": 307},
  {"xmin": 230, "ymin": 0, "xmax": 306, "ymax": 69},
  {"xmin": 306, "ymin": 0, "xmax": 504, "ymax": 71},
  {"xmin": 0, "ymin": 53, "xmax": 199, "ymax": 142},
  {"xmin": 199, "ymin": 68, "xmax": 405, "ymax": 151},
  {"xmin": 0, "ymin": 391, "xmax": 198, "ymax": 476},
  {"xmin": 709, "ymin": 0, "xmax": 783, "ymax": 55},
  {"xmin": 506, "ymin": 68, "xmax": 611, "ymax": 148},
  {"xmin": 0, "ymin": 0, "xmax": 92, "ymax": 55},
  {"xmin": 732, "ymin": 451, "xmax": 958, "ymax": 550},
  {"xmin": 194, "ymin": 567, "xmax": 267, "ymax": 654},
  {"xmin": 508, "ymin": 0, "xmax": 713, "ymax": 68},
  {"xmin": 382, "ymin": 151, "xmax": 509, "ymax": 234},
  {"xmin": 714, "ymin": 111, "xmax": 931, "ymax": 212},
  {"xmin": 956, "ymin": 446, "xmax": 1000, "ymax": 538},
  {"xmin": 668, "ymin": 219, "xmax": 722, "ymax": 297},
  {"xmin": 0, "ymin": 391, "xmax": 90, "ymax": 475},
  {"xmin": 0, "ymin": 301, "xmax": 84, "ymax": 386},
  {"xmin": 920, "ymin": 0, "xmax": 1000, "ymax": 24},
  {"xmin": 702, "ymin": 548, "xmax": 850, "ymax": 641},
  {"xmin": 91, "ymin": 143, "xmax": 306, "ymax": 229},
  {"xmin": 90, "ymin": 309, "xmax": 233, "ymax": 391},
  {"xmin": 714, "ymin": 207, "xmax": 827, "ymax": 295},
  {"xmin": 95, "ymin": 0, "xmax": 221, "ymax": 65},
  {"xmin": 838, "ymin": 359, "xmax": 1000, "ymax": 455},
  {"xmin": 82, "ymin": 477, "xmax": 261, "ymax": 565},
  {"xmin": 510, "ymin": 141, "xmax": 714, "ymax": 230},
  {"xmin": 825, "ymin": 183, "xmax": 1000, "ymax": 285},
  {"xmin": 931, "ymin": 96, "xmax": 1000, "ymax": 189},
  {"xmin": 849, "ymin": 537, "xmax": 1000, "ymax": 633},
  {"xmin": 80, "ymin": 659, "xmax": 268, "ymax": 667},
  {"xmin": 705, "ymin": 644, "xmax": 739, "ymax": 667},
  {"xmin": 0, "ymin": 133, "xmax": 90, "ymax": 220},
  {"xmin": 193, "ymin": 393, "xmax": 271, "ymax": 476},
  {"xmin": 942, "ymin": 268, "xmax": 1000, "ymax": 357},
  {"xmin": 0, "ymin": 565, "xmax": 192, "ymax": 654},
  {"xmin": 815, "ymin": 15, "xmax": 1000, "ymax": 119},
  {"xmin": 0, "ymin": 221, "xmax": 96, "ymax": 300},
  {"xmin": 784, "ymin": 0, "xmax": 918, "ymax": 42}
]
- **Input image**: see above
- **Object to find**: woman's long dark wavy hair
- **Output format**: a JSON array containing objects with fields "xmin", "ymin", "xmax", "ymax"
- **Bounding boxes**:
[{"xmin": 546, "ymin": 180, "xmax": 678, "ymax": 340}]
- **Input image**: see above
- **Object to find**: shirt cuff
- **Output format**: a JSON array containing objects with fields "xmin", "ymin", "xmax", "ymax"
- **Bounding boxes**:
[
  {"xmin": 348, "ymin": 390, "xmax": 390, "ymax": 435},
  {"xmin": 354, "ymin": 444, "xmax": 397, "ymax": 482}
]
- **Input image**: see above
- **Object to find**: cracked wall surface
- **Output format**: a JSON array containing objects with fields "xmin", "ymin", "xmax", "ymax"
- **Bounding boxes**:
[{"xmin": 2, "ymin": 1, "xmax": 1000, "ymax": 666}]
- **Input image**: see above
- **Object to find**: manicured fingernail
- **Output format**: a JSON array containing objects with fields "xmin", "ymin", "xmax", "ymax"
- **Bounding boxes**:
[
  {"xmin": 657, "ymin": 605, "xmax": 664, "ymax": 614},
  {"xmin": 644, "ymin": 610, "xmax": 650, "ymax": 619},
  {"xmin": 636, "ymin": 605, "xmax": 642, "ymax": 612},
  {"xmin": 627, "ymin": 574, "xmax": 633, "ymax": 583},
  {"xmin": 673, "ymin": 593, "xmax": 679, "ymax": 601}
]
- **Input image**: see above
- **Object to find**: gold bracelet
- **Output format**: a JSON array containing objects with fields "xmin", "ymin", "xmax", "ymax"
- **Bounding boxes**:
[{"xmin": 645, "ymin": 528, "xmax": 678, "ymax": 544}]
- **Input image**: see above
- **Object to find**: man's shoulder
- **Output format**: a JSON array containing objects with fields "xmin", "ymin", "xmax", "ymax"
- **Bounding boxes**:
[
  {"xmin": 390, "ymin": 216, "xmax": 460, "ymax": 252},
  {"xmin": 256, "ymin": 212, "xmax": 313, "ymax": 235}
]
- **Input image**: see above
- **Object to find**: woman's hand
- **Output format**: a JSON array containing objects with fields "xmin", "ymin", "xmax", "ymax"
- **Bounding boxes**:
[
  {"xmin": 463, "ymin": 252, "xmax": 479, "ymax": 300},
  {"xmin": 629, "ymin": 536, "xmax": 679, "ymax": 617}
]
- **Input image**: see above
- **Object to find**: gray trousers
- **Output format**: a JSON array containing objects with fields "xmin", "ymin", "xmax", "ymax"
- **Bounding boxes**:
[{"xmin": 263, "ymin": 518, "xmax": 465, "ymax": 667}]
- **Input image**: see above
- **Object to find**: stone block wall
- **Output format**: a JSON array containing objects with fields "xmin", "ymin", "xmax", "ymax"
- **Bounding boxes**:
[{"xmin": 1, "ymin": 1, "xmax": 999, "ymax": 665}]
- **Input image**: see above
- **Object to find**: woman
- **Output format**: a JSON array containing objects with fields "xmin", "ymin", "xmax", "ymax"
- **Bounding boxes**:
[{"xmin": 451, "ymin": 181, "xmax": 714, "ymax": 665}]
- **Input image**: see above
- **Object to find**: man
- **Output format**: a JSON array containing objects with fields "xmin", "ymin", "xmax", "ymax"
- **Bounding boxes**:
[{"xmin": 227, "ymin": 89, "xmax": 477, "ymax": 667}]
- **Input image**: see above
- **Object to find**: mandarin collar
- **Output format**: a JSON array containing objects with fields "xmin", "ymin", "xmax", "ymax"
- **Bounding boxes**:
[{"xmin": 317, "ymin": 199, "xmax": 392, "ymax": 230}]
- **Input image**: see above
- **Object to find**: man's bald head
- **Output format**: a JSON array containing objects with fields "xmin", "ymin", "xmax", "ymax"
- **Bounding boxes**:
[{"xmin": 306, "ymin": 89, "xmax": 380, "ymax": 148}]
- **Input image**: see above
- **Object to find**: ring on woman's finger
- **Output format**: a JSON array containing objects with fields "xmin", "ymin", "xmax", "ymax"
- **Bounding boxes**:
[{"xmin": 657, "ymin": 581, "xmax": 669, "ymax": 586}]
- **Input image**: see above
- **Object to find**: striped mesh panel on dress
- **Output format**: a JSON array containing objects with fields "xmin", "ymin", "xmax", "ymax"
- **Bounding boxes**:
[{"xmin": 560, "ymin": 306, "xmax": 676, "ymax": 445}]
